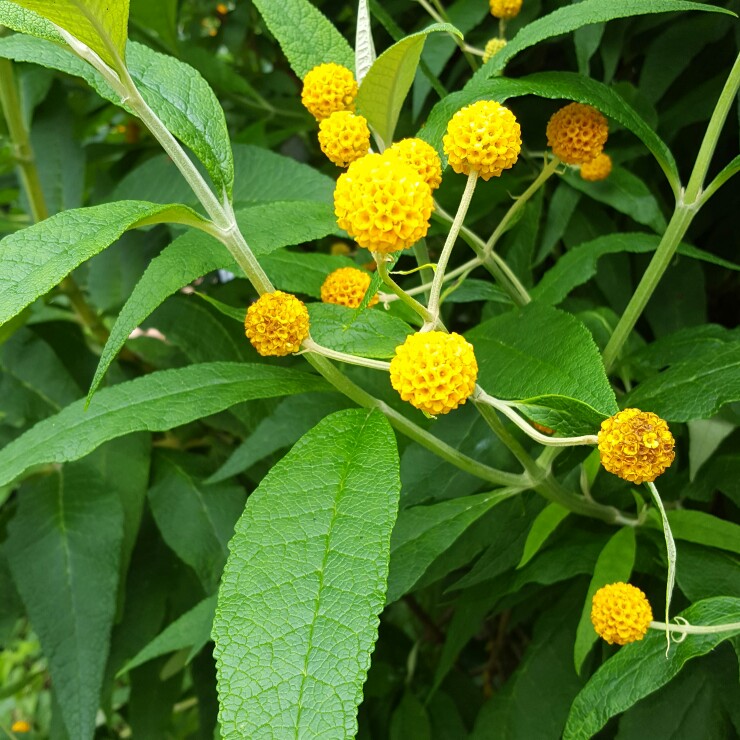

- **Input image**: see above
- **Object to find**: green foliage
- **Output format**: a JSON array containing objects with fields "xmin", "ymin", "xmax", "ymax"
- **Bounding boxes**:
[
  {"xmin": 0, "ymin": 0, "xmax": 738, "ymax": 736},
  {"xmin": 213, "ymin": 409, "xmax": 400, "ymax": 738}
]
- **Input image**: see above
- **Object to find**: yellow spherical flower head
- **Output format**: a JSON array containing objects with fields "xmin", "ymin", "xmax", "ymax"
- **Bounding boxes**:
[
  {"xmin": 386, "ymin": 138, "xmax": 443, "ymax": 191},
  {"xmin": 591, "ymin": 582, "xmax": 653, "ymax": 646},
  {"xmin": 443, "ymin": 100, "xmax": 522, "ymax": 181},
  {"xmin": 598, "ymin": 408, "xmax": 675, "ymax": 484},
  {"xmin": 334, "ymin": 153, "xmax": 433, "ymax": 254},
  {"xmin": 318, "ymin": 111, "xmax": 370, "ymax": 167},
  {"xmin": 390, "ymin": 332, "xmax": 478, "ymax": 416},
  {"xmin": 301, "ymin": 63, "xmax": 358, "ymax": 121},
  {"xmin": 580, "ymin": 152, "xmax": 613, "ymax": 182},
  {"xmin": 489, "ymin": 0, "xmax": 522, "ymax": 19},
  {"xmin": 244, "ymin": 291, "xmax": 309, "ymax": 357},
  {"xmin": 483, "ymin": 37, "xmax": 507, "ymax": 63},
  {"xmin": 546, "ymin": 102, "xmax": 609, "ymax": 165},
  {"xmin": 321, "ymin": 266, "xmax": 378, "ymax": 309}
]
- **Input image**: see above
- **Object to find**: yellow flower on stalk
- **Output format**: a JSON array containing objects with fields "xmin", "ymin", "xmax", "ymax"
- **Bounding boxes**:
[
  {"xmin": 385, "ymin": 138, "xmax": 443, "ymax": 190},
  {"xmin": 489, "ymin": 0, "xmax": 522, "ymax": 19},
  {"xmin": 320, "ymin": 267, "xmax": 378, "ymax": 308},
  {"xmin": 244, "ymin": 291, "xmax": 309, "ymax": 356},
  {"xmin": 546, "ymin": 102, "xmax": 608, "ymax": 165},
  {"xmin": 443, "ymin": 100, "xmax": 522, "ymax": 180},
  {"xmin": 591, "ymin": 582, "xmax": 653, "ymax": 645},
  {"xmin": 301, "ymin": 63, "xmax": 358, "ymax": 121},
  {"xmin": 597, "ymin": 408, "xmax": 675, "ymax": 484},
  {"xmin": 318, "ymin": 111, "xmax": 370, "ymax": 167},
  {"xmin": 483, "ymin": 37, "xmax": 507, "ymax": 63},
  {"xmin": 11, "ymin": 721, "xmax": 31, "ymax": 733},
  {"xmin": 390, "ymin": 331, "xmax": 478, "ymax": 416},
  {"xmin": 580, "ymin": 152, "xmax": 612, "ymax": 182},
  {"xmin": 334, "ymin": 153, "xmax": 433, "ymax": 254}
]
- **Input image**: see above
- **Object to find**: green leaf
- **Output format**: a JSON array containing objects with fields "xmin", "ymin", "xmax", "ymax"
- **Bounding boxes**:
[
  {"xmin": 532, "ymin": 233, "xmax": 738, "ymax": 308},
  {"xmin": 252, "ymin": 0, "xmax": 354, "ymax": 78},
  {"xmin": 626, "ymin": 341, "xmax": 740, "ymax": 421},
  {"xmin": 511, "ymin": 394, "xmax": 608, "ymax": 438},
  {"xmin": 390, "ymin": 691, "xmax": 432, "ymax": 740},
  {"xmin": 5, "ymin": 460, "xmax": 124, "ymax": 740},
  {"xmin": 386, "ymin": 489, "xmax": 520, "ymax": 604},
  {"xmin": 148, "ymin": 452, "xmax": 245, "ymax": 592},
  {"xmin": 0, "ymin": 35, "xmax": 234, "ymax": 197},
  {"xmin": 126, "ymin": 41, "xmax": 234, "ymax": 197},
  {"xmin": 0, "ymin": 363, "xmax": 328, "ymax": 488},
  {"xmin": 471, "ymin": 0, "xmax": 734, "ymax": 82},
  {"xmin": 262, "ymin": 251, "xmax": 356, "ymax": 298},
  {"xmin": 705, "ymin": 154, "xmax": 740, "ymax": 200},
  {"xmin": 563, "ymin": 597, "xmax": 740, "ymax": 740},
  {"xmin": 308, "ymin": 303, "xmax": 412, "ymax": 359},
  {"xmin": 467, "ymin": 303, "xmax": 617, "ymax": 431},
  {"xmin": 420, "ymin": 72, "xmax": 679, "ymax": 191},
  {"xmin": 356, "ymin": 23, "xmax": 461, "ymax": 146},
  {"xmin": 573, "ymin": 527, "xmax": 636, "ymax": 675},
  {"xmin": 213, "ymin": 409, "xmax": 401, "ymax": 738},
  {"xmin": 0, "ymin": 200, "xmax": 203, "ymax": 326},
  {"xmin": 563, "ymin": 166, "xmax": 667, "ymax": 233},
  {"xmin": 209, "ymin": 393, "xmax": 350, "ymax": 483},
  {"xmin": 649, "ymin": 510, "xmax": 740, "ymax": 557},
  {"xmin": 517, "ymin": 503, "xmax": 569, "ymax": 569},
  {"xmin": 120, "ymin": 595, "xmax": 217, "ymax": 675},
  {"xmin": 11, "ymin": 0, "xmax": 130, "ymax": 69},
  {"xmin": 130, "ymin": 0, "xmax": 178, "ymax": 51},
  {"xmin": 0, "ymin": 1, "xmax": 62, "ymax": 42}
]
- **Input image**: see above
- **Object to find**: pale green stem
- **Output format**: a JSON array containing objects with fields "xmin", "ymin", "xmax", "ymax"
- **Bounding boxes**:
[
  {"xmin": 425, "ymin": 171, "xmax": 478, "ymax": 328},
  {"xmin": 484, "ymin": 156, "xmax": 560, "ymax": 257},
  {"xmin": 383, "ymin": 256, "xmax": 480, "ymax": 302},
  {"xmin": 376, "ymin": 255, "xmax": 435, "ymax": 324},
  {"xmin": 475, "ymin": 390, "xmax": 598, "ymax": 447},
  {"xmin": 684, "ymin": 52, "xmax": 740, "ymax": 204},
  {"xmin": 602, "ymin": 206, "xmax": 693, "ymax": 372},
  {"xmin": 650, "ymin": 620, "xmax": 740, "ymax": 635},
  {"xmin": 432, "ymin": 204, "xmax": 531, "ymax": 306},
  {"xmin": 647, "ymin": 481, "xmax": 677, "ymax": 654},
  {"xmin": 603, "ymin": 55, "xmax": 740, "ymax": 373},
  {"xmin": 302, "ymin": 339, "xmax": 390, "ymax": 371},
  {"xmin": 419, "ymin": 0, "xmax": 479, "ymax": 70},
  {"xmin": 473, "ymin": 399, "xmax": 637, "ymax": 525}
]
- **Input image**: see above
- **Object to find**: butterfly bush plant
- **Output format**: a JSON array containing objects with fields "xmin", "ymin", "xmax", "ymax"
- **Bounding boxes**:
[{"xmin": 0, "ymin": 0, "xmax": 739, "ymax": 737}]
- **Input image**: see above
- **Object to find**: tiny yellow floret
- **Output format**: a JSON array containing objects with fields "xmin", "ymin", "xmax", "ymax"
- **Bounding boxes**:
[
  {"xmin": 244, "ymin": 291, "xmax": 309, "ymax": 357},
  {"xmin": 301, "ymin": 63, "xmax": 358, "ymax": 121},
  {"xmin": 489, "ymin": 0, "xmax": 522, "ymax": 19},
  {"xmin": 386, "ymin": 138, "xmax": 443, "ymax": 191},
  {"xmin": 318, "ymin": 111, "xmax": 370, "ymax": 167},
  {"xmin": 598, "ymin": 408, "xmax": 675, "ymax": 484},
  {"xmin": 321, "ymin": 267, "xmax": 378, "ymax": 308},
  {"xmin": 334, "ymin": 153, "xmax": 433, "ymax": 254},
  {"xmin": 483, "ymin": 37, "xmax": 508, "ymax": 63},
  {"xmin": 580, "ymin": 152, "xmax": 612, "ymax": 182},
  {"xmin": 11, "ymin": 721, "xmax": 31, "ymax": 733},
  {"xmin": 390, "ymin": 332, "xmax": 478, "ymax": 416},
  {"xmin": 443, "ymin": 100, "xmax": 522, "ymax": 181},
  {"xmin": 591, "ymin": 582, "xmax": 653, "ymax": 645},
  {"xmin": 546, "ymin": 102, "xmax": 609, "ymax": 165}
]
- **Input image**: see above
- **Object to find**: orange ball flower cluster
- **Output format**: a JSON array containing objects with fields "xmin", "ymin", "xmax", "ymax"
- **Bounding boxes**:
[
  {"xmin": 386, "ymin": 138, "xmax": 443, "ymax": 191},
  {"xmin": 443, "ymin": 100, "xmax": 522, "ymax": 180},
  {"xmin": 320, "ymin": 266, "xmax": 378, "ymax": 308},
  {"xmin": 597, "ymin": 408, "xmax": 675, "ymax": 484},
  {"xmin": 580, "ymin": 152, "xmax": 612, "ymax": 182},
  {"xmin": 244, "ymin": 291, "xmax": 309, "ymax": 357},
  {"xmin": 390, "ymin": 332, "xmax": 478, "ymax": 416},
  {"xmin": 546, "ymin": 102, "xmax": 609, "ymax": 165},
  {"xmin": 318, "ymin": 111, "xmax": 370, "ymax": 167},
  {"xmin": 334, "ymin": 153, "xmax": 433, "ymax": 254},
  {"xmin": 591, "ymin": 582, "xmax": 653, "ymax": 645},
  {"xmin": 483, "ymin": 37, "xmax": 507, "ymax": 63},
  {"xmin": 301, "ymin": 63, "xmax": 358, "ymax": 121},
  {"xmin": 489, "ymin": 0, "xmax": 522, "ymax": 19}
]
